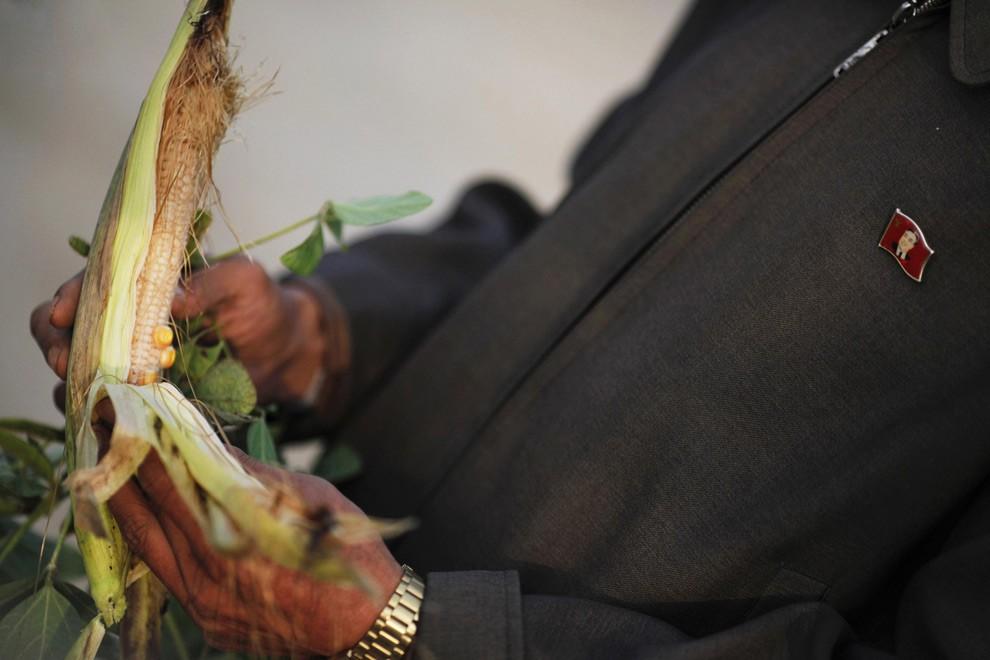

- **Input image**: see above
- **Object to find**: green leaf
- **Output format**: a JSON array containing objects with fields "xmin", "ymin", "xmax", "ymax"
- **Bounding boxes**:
[
  {"xmin": 317, "ymin": 201, "xmax": 346, "ymax": 248},
  {"xmin": 0, "ymin": 583, "xmax": 85, "ymax": 659},
  {"xmin": 196, "ymin": 359, "xmax": 257, "ymax": 416},
  {"xmin": 279, "ymin": 221, "xmax": 324, "ymax": 276},
  {"xmin": 0, "ymin": 580, "xmax": 33, "ymax": 620},
  {"xmin": 327, "ymin": 217, "xmax": 345, "ymax": 246},
  {"xmin": 246, "ymin": 419, "xmax": 279, "ymax": 466},
  {"xmin": 0, "ymin": 430, "xmax": 54, "ymax": 482},
  {"xmin": 0, "ymin": 454, "xmax": 48, "ymax": 501},
  {"xmin": 314, "ymin": 443, "xmax": 363, "ymax": 484},
  {"xmin": 64, "ymin": 615, "xmax": 105, "ymax": 660},
  {"xmin": 53, "ymin": 581, "xmax": 98, "ymax": 621},
  {"xmin": 332, "ymin": 191, "xmax": 432, "ymax": 227},
  {"xmin": 0, "ymin": 496, "xmax": 25, "ymax": 516},
  {"xmin": 0, "ymin": 420, "xmax": 64, "ymax": 445},
  {"xmin": 0, "ymin": 524, "xmax": 85, "ymax": 584},
  {"xmin": 172, "ymin": 342, "xmax": 224, "ymax": 385},
  {"xmin": 68, "ymin": 236, "xmax": 90, "ymax": 258}
]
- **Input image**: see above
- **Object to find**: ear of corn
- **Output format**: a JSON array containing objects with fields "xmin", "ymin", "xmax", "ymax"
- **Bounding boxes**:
[{"xmin": 64, "ymin": 0, "xmax": 389, "ymax": 635}]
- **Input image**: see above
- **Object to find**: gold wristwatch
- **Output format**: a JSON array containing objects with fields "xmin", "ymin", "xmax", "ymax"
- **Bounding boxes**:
[{"xmin": 346, "ymin": 565, "xmax": 425, "ymax": 659}]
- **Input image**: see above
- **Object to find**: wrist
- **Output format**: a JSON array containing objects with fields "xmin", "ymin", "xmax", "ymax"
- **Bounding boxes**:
[{"xmin": 344, "ymin": 564, "xmax": 425, "ymax": 659}]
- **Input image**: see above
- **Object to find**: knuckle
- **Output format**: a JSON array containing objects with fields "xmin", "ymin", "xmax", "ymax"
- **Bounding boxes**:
[
  {"xmin": 120, "ymin": 518, "xmax": 153, "ymax": 553},
  {"xmin": 241, "ymin": 261, "xmax": 270, "ymax": 289}
]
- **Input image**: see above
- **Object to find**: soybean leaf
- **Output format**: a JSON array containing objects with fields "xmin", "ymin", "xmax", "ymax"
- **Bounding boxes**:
[
  {"xmin": 0, "ymin": 495, "xmax": 24, "ymax": 516},
  {"xmin": 0, "ymin": 582, "xmax": 85, "ymax": 659},
  {"xmin": 0, "ymin": 579, "xmax": 33, "ymax": 620},
  {"xmin": 326, "ymin": 217, "xmax": 345, "ymax": 246},
  {"xmin": 64, "ymin": 615, "xmax": 105, "ymax": 660},
  {"xmin": 68, "ymin": 236, "xmax": 90, "ymax": 258},
  {"xmin": 246, "ymin": 419, "xmax": 279, "ymax": 466},
  {"xmin": 332, "ymin": 191, "xmax": 432, "ymax": 227},
  {"xmin": 0, "ymin": 454, "xmax": 48, "ymax": 501},
  {"xmin": 50, "ymin": 579, "xmax": 88, "ymax": 617},
  {"xmin": 314, "ymin": 443, "xmax": 363, "ymax": 484},
  {"xmin": 0, "ymin": 524, "xmax": 86, "ymax": 583},
  {"xmin": 0, "ymin": 430, "xmax": 54, "ymax": 482},
  {"xmin": 172, "ymin": 341, "xmax": 224, "ymax": 385},
  {"xmin": 196, "ymin": 360, "xmax": 257, "ymax": 417},
  {"xmin": 0, "ymin": 419, "xmax": 64, "ymax": 445},
  {"xmin": 280, "ymin": 221, "xmax": 324, "ymax": 276},
  {"xmin": 53, "ymin": 581, "xmax": 98, "ymax": 621},
  {"xmin": 317, "ymin": 201, "xmax": 346, "ymax": 248}
]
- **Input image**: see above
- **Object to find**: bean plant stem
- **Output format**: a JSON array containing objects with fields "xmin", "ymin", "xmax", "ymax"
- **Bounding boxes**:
[
  {"xmin": 212, "ymin": 214, "xmax": 318, "ymax": 261},
  {"xmin": 43, "ymin": 509, "xmax": 73, "ymax": 580}
]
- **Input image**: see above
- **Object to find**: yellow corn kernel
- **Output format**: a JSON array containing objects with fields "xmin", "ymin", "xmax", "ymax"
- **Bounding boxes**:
[
  {"xmin": 153, "ymin": 325, "xmax": 174, "ymax": 348},
  {"xmin": 159, "ymin": 346, "xmax": 176, "ymax": 369}
]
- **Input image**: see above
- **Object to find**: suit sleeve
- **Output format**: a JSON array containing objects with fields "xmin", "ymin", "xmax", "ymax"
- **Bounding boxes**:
[
  {"xmin": 411, "ymin": 481, "xmax": 990, "ymax": 660},
  {"xmin": 290, "ymin": 181, "xmax": 540, "ymax": 426}
]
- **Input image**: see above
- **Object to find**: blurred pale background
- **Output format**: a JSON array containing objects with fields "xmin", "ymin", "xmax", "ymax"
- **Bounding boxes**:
[{"xmin": 1, "ymin": 1, "xmax": 690, "ymax": 425}]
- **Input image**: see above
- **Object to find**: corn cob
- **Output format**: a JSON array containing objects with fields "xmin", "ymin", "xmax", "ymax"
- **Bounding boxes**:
[
  {"xmin": 129, "ymin": 8, "xmax": 236, "ymax": 386},
  {"xmin": 64, "ymin": 0, "xmax": 387, "ymax": 642}
]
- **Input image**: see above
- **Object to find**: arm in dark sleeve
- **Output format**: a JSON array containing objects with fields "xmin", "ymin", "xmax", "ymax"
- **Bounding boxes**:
[
  {"xmin": 292, "ymin": 181, "xmax": 540, "ymax": 424},
  {"xmin": 412, "ymin": 481, "xmax": 990, "ymax": 659}
]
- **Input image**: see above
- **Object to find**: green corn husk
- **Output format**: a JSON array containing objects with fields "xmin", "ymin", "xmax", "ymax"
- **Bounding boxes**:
[{"xmin": 64, "ymin": 0, "xmax": 393, "ymax": 641}]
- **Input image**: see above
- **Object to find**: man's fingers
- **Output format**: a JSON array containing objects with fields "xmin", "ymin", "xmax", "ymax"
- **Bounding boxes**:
[
  {"xmin": 50, "ymin": 271, "xmax": 84, "ymax": 328},
  {"xmin": 93, "ymin": 397, "xmax": 116, "ymax": 428},
  {"xmin": 227, "ymin": 445, "xmax": 285, "ymax": 482},
  {"xmin": 30, "ymin": 302, "xmax": 72, "ymax": 380},
  {"xmin": 107, "ymin": 480, "xmax": 188, "ymax": 603},
  {"xmin": 53, "ymin": 383, "xmax": 66, "ymax": 414},
  {"xmin": 135, "ymin": 452, "xmax": 222, "ymax": 573},
  {"xmin": 173, "ymin": 256, "xmax": 266, "ymax": 319},
  {"xmin": 227, "ymin": 446, "xmax": 357, "ymax": 515}
]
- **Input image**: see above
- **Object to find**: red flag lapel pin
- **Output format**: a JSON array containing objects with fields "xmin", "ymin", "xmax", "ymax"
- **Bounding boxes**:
[{"xmin": 878, "ymin": 208, "xmax": 933, "ymax": 282}]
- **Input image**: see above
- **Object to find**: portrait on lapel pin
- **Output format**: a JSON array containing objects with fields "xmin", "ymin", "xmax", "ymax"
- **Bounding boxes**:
[{"xmin": 879, "ymin": 209, "xmax": 933, "ymax": 282}]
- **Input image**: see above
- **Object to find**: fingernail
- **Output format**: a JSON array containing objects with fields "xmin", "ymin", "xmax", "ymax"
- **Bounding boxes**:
[{"xmin": 47, "ymin": 345, "xmax": 59, "ymax": 370}]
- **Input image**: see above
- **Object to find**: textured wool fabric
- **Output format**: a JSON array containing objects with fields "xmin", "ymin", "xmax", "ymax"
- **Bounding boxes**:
[{"xmin": 307, "ymin": 0, "xmax": 990, "ymax": 657}]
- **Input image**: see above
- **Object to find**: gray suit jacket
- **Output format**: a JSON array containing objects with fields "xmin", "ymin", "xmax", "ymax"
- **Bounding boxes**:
[{"xmin": 305, "ymin": 0, "xmax": 990, "ymax": 657}]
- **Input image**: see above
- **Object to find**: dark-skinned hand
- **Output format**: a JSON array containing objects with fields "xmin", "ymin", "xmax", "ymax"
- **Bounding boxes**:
[
  {"xmin": 30, "ymin": 256, "xmax": 329, "ymax": 408},
  {"xmin": 108, "ymin": 448, "xmax": 401, "ymax": 656},
  {"xmin": 30, "ymin": 261, "xmax": 400, "ymax": 656}
]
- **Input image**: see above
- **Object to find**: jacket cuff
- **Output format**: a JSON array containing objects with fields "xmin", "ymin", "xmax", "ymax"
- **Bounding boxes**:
[{"xmin": 412, "ymin": 570, "xmax": 523, "ymax": 660}]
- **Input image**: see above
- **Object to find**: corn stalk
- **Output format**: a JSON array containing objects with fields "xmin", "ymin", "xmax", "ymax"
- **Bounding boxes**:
[{"xmin": 63, "ymin": 0, "xmax": 378, "ymax": 647}]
